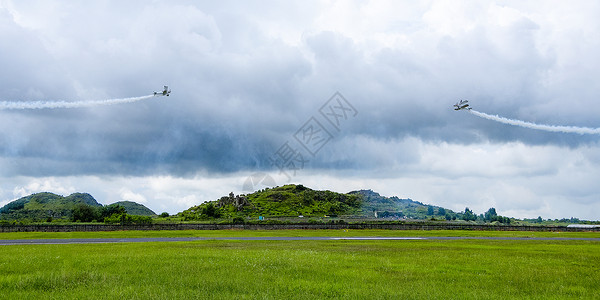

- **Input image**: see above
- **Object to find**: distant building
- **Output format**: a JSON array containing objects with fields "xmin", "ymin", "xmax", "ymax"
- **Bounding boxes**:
[{"xmin": 567, "ymin": 224, "xmax": 600, "ymax": 229}]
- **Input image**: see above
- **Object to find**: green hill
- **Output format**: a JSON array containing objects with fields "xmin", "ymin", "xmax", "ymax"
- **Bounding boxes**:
[
  {"xmin": 0, "ymin": 192, "xmax": 101, "ymax": 221},
  {"xmin": 178, "ymin": 184, "xmax": 449, "ymax": 220},
  {"xmin": 110, "ymin": 201, "xmax": 156, "ymax": 216}
]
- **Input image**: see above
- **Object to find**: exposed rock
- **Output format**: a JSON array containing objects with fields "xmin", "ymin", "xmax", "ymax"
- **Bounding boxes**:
[{"xmin": 217, "ymin": 192, "xmax": 251, "ymax": 211}]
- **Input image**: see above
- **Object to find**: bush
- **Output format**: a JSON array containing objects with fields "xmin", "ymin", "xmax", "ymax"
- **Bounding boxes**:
[
  {"xmin": 98, "ymin": 204, "xmax": 126, "ymax": 219},
  {"xmin": 104, "ymin": 213, "xmax": 153, "ymax": 225},
  {"xmin": 232, "ymin": 216, "xmax": 245, "ymax": 224}
]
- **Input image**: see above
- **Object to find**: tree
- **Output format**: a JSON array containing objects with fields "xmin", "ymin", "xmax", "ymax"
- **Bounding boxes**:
[
  {"xmin": 328, "ymin": 202, "xmax": 343, "ymax": 215},
  {"xmin": 98, "ymin": 204, "xmax": 126, "ymax": 219},
  {"xmin": 438, "ymin": 207, "xmax": 446, "ymax": 216},
  {"xmin": 104, "ymin": 213, "xmax": 152, "ymax": 225},
  {"xmin": 201, "ymin": 203, "xmax": 221, "ymax": 218},
  {"xmin": 484, "ymin": 208, "xmax": 497, "ymax": 222},
  {"xmin": 427, "ymin": 206, "xmax": 434, "ymax": 216},
  {"xmin": 462, "ymin": 207, "xmax": 476, "ymax": 221},
  {"xmin": 159, "ymin": 212, "xmax": 169, "ymax": 218},
  {"xmin": 71, "ymin": 204, "xmax": 97, "ymax": 222}
]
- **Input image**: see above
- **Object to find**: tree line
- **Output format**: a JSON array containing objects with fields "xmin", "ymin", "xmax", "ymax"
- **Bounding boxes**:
[
  {"xmin": 71, "ymin": 204, "xmax": 152, "ymax": 225},
  {"xmin": 423, "ymin": 206, "xmax": 512, "ymax": 224}
]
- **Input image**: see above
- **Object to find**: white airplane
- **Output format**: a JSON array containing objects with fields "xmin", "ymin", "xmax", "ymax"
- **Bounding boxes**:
[
  {"xmin": 453, "ymin": 99, "xmax": 471, "ymax": 110},
  {"xmin": 154, "ymin": 86, "xmax": 171, "ymax": 96}
]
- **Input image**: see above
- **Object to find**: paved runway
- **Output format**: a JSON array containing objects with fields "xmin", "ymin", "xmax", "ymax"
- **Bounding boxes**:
[{"xmin": 1, "ymin": 236, "xmax": 599, "ymax": 245}]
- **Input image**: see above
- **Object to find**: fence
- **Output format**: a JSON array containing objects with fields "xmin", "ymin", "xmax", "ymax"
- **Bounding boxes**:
[{"xmin": 1, "ymin": 223, "xmax": 599, "ymax": 232}]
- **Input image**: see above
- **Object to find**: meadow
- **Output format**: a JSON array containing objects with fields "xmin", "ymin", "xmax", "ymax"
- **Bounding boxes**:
[
  {"xmin": 2, "ymin": 229, "xmax": 600, "ymax": 239},
  {"xmin": 0, "ymin": 230, "xmax": 599, "ymax": 299}
]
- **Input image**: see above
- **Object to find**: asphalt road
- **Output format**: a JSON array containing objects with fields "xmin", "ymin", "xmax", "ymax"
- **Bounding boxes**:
[{"xmin": 1, "ymin": 236, "xmax": 599, "ymax": 245}]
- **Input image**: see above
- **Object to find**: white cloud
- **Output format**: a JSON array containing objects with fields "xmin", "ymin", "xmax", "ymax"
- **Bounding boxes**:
[
  {"xmin": 11, "ymin": 177, "xmax": 76, "ymax": 198},
  {"xmin": 119, "ymin": 188, "xmax": 147, "ymax": 204}
]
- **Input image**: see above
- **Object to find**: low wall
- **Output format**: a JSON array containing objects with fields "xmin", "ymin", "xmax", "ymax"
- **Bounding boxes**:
[{"xmin": 1, "ymin": 223, "xmax": 599, "ymax": 232}]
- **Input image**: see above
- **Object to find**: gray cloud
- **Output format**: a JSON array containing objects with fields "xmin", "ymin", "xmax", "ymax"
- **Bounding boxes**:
[{"xmin": 2, "ymin": 1, "xmax": 600, "ymax": 178}]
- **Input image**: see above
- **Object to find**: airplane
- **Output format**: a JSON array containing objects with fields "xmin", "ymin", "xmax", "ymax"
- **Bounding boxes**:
[
  {"xmin": 154, "ymin": 86, "xmax": 171, "ymax": 96},
  {"xmin": 453, "ymin": 99, "xmax": 471, "ymax": 110}
]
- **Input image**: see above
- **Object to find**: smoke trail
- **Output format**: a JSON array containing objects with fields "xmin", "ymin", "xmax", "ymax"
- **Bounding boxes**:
[
  {"xmin": 0, "ymin": 95, "xmax": 155, "ymax": 110},
  {"xmin": 469, "ymin": 110, "xmax": 600, "ymax": 135}
]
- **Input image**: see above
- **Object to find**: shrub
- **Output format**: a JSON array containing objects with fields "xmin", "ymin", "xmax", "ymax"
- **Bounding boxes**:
[
  {"xmin": 104, "ymin": 213, "xmax": 153, "ymax": 225},
  {"xmin": 232, "ymin": 216, "xmax": 245, "ymax": 224}
]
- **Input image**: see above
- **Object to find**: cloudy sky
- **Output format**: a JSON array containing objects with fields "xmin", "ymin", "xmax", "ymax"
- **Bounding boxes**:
[{"xmin": 1, "ymin": 0, "xmax": 599, "ymax": 219}]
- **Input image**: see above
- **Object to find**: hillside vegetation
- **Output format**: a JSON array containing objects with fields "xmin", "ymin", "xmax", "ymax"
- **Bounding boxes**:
[
  {"xmin": 178, "ymin": 184, "xmax": 439, "ymax": 221},
  {"xmin": 2, "ymin": 185, "xmax": 590, "ymax": 225},
  {"xmin": 112, "ymin": 201, "xmax": 156, "ymax": 216},
  {"xmin": 0, "ymin": 193, "xmax": 156, "ymax": 222},
  {"xmin": 0, "ymin": 193, "xmax": 101, "ymax": 221}
]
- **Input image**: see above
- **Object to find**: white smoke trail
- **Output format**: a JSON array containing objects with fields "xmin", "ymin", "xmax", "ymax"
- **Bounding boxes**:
[
  {"xmin": 0, "ymin": 95, "xmax": 155, "ymax": 110},
  {"xmin": 469, "ymin": 110, "xmax": 600, "ymax": 135}
]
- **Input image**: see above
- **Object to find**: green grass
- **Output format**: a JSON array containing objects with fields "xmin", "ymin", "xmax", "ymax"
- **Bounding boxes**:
[
  {"xmin": 1, "ymin": 229, "xmax": 600, "ymax": 240},
  {"xmin": 0, "ymin": 236, "xmax": 599, "ymax": 299}
]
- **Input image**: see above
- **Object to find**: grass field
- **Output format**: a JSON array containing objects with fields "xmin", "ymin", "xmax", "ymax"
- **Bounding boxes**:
[
  {"xmin": 1, "ymin": 230, "xmax": 599, "ymax": 299},
  {"xmin": 2, "ymin": 229, "xmax": 600, "ymax": 240}
]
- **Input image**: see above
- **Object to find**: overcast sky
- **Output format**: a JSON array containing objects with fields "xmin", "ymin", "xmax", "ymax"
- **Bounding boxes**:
[{"xmin": 1, "ymin": 0, "xmax": 599, "ymax": 219}]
